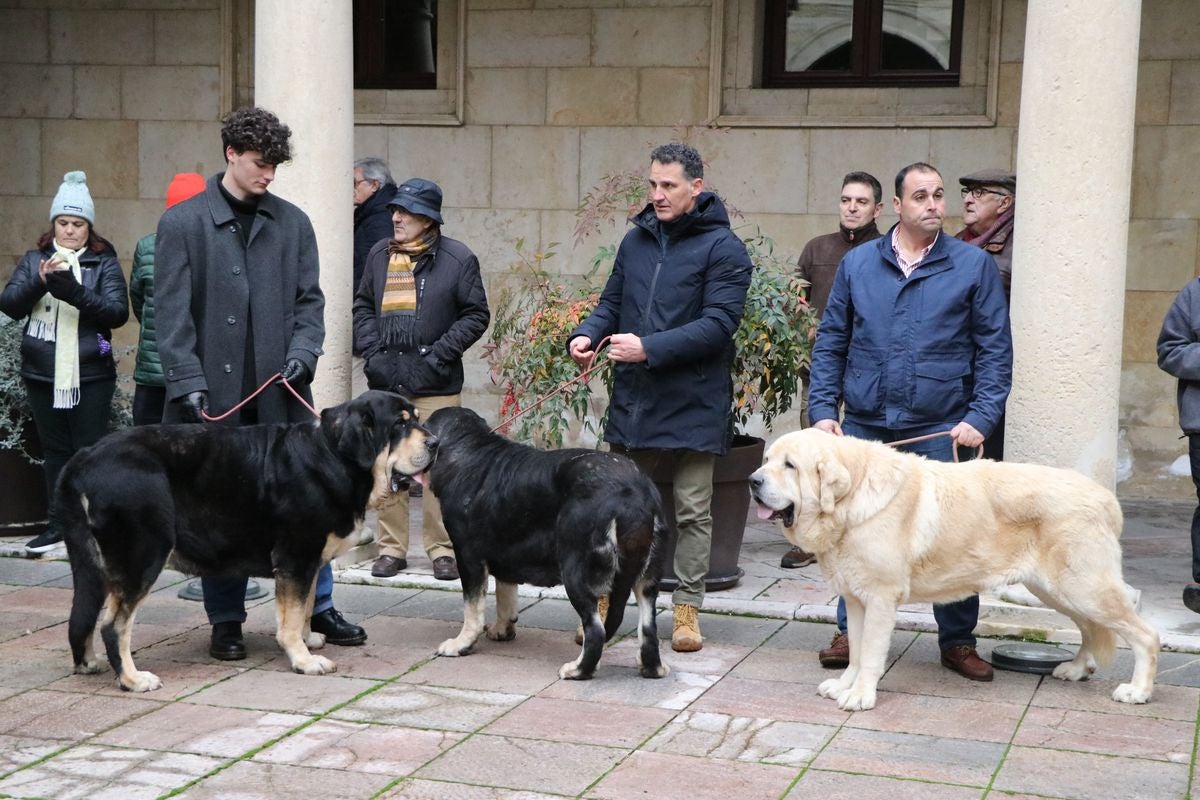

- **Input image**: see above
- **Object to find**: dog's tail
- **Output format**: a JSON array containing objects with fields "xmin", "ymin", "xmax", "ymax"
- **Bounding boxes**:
[
  {"xmin": 59, "ymin": 470, "xmax": 107, "ymax": 669},
  {"xmin": 1085, "ymin": 622, "xmax": 1118, "ymax": 668}
]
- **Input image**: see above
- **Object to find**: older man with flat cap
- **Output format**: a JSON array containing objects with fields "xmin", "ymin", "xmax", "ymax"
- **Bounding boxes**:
[
  {"xmin": 956, "ymin": 169, "xmax": 1016, "ymax": 302},
  {"xmin": 957, "ymin": 168, "xmax": 1015, "ymax": 461}
]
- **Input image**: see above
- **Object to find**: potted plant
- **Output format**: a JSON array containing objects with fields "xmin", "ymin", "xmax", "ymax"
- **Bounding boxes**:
[
  {"xmin": 484, "ymin": 169, "xmax": 818, "ymax": 590},
  {"xmin": 0, "ymin": 316, "xmax": 135, "ymax": 535}
]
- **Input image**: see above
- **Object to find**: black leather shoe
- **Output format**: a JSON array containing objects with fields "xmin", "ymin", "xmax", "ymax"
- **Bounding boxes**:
[
  {"xmin": 310, "ymin": 608, "xmax": 367, "ymax": 646},
  {"xmin": 209, "ymin": 621, "xmax": 246, "ymax": 661}
]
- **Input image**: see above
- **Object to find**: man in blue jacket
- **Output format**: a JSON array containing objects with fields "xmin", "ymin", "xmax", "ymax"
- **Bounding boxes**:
[
  {"xmin": 568, "ymin": 142, "xmax": 752, "ymax": 653},
  {"xmin": 808, "ymin": 162, "xmax": 1013, "ymax": 680}
]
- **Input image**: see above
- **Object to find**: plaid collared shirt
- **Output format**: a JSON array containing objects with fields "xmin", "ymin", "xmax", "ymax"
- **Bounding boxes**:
[{"xmin": 891, "ymin": 227, "xmax": 940, "ymax": 277}]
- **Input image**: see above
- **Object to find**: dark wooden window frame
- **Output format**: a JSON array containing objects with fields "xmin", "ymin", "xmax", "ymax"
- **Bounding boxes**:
[
  {"xmin": 353, "ymin": 0, "xmax": 438, "ymax": 91},
  {"xmin": 763, "ymin": 0, "xmax": 965, "ymax": 89}
]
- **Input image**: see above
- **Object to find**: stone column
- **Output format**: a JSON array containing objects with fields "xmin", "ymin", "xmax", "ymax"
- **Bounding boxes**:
[
  {"xmin": 1007, "ymin": 0, "xmax": 1142, "ymax": 488},
  {"xmin": 254, "ymin": 0, "xmax": 354, "ymax": 410}
]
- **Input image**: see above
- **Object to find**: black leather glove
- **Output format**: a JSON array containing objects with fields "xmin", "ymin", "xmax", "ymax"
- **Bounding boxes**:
[
  {"xmin": 178, "ymin": 391, "xmax": 208, "ymax": 423},
  {"xmin": 44, "ymin": 269, "xmax": 81, "ymax": 302},
  {"xmin": 280, "ymin": 358, "xmax": 311, "ymax": 386}
]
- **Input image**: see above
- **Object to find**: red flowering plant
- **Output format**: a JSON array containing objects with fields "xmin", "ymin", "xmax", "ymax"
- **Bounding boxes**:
[
  {"xmin": 484, "ymin": 167, "xmax": 819, "ymax": 448},
  {"xmin": 483, "ymin": 240, "xmax": 613, "ymax": 447}
]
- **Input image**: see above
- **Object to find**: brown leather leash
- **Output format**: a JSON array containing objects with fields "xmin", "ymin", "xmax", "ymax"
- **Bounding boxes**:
[
  {"xmin": 201, "ymin": 371, "xmax": 320, "ymax": 423},
  {"xmin": 491, "ymin": 335, "xmax": 612, "ymax": 434},
  {"xmin": 885, "ymin": 429, "xmax": 984, "ymax": 462}
]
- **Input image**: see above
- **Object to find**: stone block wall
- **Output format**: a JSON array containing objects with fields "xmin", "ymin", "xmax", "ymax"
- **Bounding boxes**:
[
  {"xmin": 0, "ymin": 1, "xmax": 226, "ymax": 363},
  {"xmin": 1, "ymin": 0, "xmax": 1198, "ymax": 494}
]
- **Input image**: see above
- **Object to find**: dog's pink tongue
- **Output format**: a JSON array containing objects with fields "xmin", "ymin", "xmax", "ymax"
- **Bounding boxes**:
[
  {"xmin": 413, "ymin": 471, "xmax": 429, "ymax": 489},
  {"xmin": 755, "ymin": 504, "xmax": 775, "ymax": 521}
]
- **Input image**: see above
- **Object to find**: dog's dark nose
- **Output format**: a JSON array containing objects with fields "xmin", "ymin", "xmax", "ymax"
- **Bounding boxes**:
[
  {"xmin": 425, "ymin": 434, "xmax": 439, "ymax": 452},
  {"xmin": 749, "ymin": 473, "xmax": 763, "ymax": 488}
]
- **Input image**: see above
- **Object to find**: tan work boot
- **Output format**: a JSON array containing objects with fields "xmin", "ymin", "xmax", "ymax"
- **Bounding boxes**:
[
  {"xmin": 671, "ymin": 603, "xmax": 703, "ymax": 652},
  {"xmin": 574, "ymin": 595, "xmax": 609, "ymax": 645}
]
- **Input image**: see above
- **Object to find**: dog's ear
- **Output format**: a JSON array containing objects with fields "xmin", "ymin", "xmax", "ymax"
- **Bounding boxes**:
[
  {"xmin": 337, "ymin": 404, "xmax": 381, "ymax": 472},
  {"xmin": 816, "ymin": 456, "xmax": 851, "ymax": 514}
]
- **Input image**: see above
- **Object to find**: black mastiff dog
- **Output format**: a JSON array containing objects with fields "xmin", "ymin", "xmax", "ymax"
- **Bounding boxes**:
[
  {"xmin": 60, "ymin": 390, "xmax": 437, "ymax": 692},
  {"xmin": 422, "ymin": 406, "xmax": 669, "ymax": 680}
]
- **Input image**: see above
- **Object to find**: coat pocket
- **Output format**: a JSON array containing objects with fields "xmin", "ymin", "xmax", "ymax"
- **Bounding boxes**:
[
  {"xmin": 843, "ymin": 357, "xmax": 884, "ymax": 416},
  {"xmin": 363, "ymin": 349, "xmax": 399, "ymax": 391},
  {"xmin": 911, "ymin": 360, "xmax": 971, "ymax": 420}
]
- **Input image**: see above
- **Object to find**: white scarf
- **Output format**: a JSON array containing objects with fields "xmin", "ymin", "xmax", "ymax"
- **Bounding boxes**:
[{"xmin": 27, "ymin": 240, "xmax": 84, "ymax": 409}]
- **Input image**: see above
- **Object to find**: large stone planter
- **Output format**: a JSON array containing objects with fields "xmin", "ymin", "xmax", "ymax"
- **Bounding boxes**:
[
  {"xmin": 0, "ymin": 422, "xmax": 47, "ymax": 536},
  {"xmin": 652, "ymin": 435, "xmax": 764, "ymax": 593}
]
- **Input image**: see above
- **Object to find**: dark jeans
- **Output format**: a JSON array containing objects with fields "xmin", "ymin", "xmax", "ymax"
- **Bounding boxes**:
[
  {"xmin": 203, "ymin": 567, "xmax": 334, "ymax": 624},
  {"xmin": 1189, "ymin": 435, "xmax": 1200, "ymax": 583},
  {"xmin": 25, "ymin": 378, "xmax": 115, "ymax": 515},
  {"xmin": 833, "ymin": 419, "xmax": 981, "ymax": 650},
  {"xmin": 132, "ymin": 383, "xmax": 166, "ymax": 426}
]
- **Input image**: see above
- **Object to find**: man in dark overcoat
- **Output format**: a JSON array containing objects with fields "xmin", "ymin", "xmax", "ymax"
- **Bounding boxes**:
[{"xmin": 156, "ymin": 107, "xmax": 366, "ymax": 661}]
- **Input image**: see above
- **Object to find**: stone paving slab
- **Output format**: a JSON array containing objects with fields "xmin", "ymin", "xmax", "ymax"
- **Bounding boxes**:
[{"xmin": 2, "ymin": 497, "xmax": 1200, "ymax": 798}]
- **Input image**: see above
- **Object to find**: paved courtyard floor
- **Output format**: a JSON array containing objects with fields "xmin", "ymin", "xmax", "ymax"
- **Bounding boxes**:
[{"xmin": 0, "ymin": 497, "xmax": 1198, "ymax": 799}]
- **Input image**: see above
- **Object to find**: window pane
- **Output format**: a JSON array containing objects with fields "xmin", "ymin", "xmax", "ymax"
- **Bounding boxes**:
[
  {"xmin": 383, "ymin": 0, "xmax": 437, "ymax": 77},
  {"xmin": 784, "ymin": 0, "xmax": 855, "ymax": 72},
  {"xmin": 881, "ymin": 0, "xmax": 952, "ymax": 70}
]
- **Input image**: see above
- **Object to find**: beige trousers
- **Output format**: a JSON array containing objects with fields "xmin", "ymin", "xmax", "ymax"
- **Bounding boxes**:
[{"xmin": 374, "ymin": 393, "xmax": 460, "ymax": 561}]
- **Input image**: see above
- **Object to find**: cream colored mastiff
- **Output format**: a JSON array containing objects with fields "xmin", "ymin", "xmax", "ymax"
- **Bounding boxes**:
[{"xmin": 750, "ymin": 428, "xmax": 1159, "ymax": 711}]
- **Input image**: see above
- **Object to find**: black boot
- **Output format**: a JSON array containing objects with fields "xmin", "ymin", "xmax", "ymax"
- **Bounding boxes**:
[
  {"xmin": 209, "ymin": 621, "xmax": 246, "ymax": 661},
  {"xmin": 310, "ymin": 608, "xmax": 367, "ymax": 646}
]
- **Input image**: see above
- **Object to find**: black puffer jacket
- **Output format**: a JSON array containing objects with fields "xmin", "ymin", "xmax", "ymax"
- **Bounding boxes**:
[
  {"xmin": 569, "ymin": 193, "xmax": 752, "ymax": 455},
  {"xmin": 0, "ymin": 245, "xmax": 129, "ymax": 384},
  {"xmin": 352, "ymin": 234, "xmax": 490, "ymax": 397}
]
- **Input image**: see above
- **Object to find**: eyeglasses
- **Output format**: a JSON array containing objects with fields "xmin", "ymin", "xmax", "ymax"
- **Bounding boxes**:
[{"xmin": 960, "ymin": 186, "xmax": 1009, "ymax": 200}]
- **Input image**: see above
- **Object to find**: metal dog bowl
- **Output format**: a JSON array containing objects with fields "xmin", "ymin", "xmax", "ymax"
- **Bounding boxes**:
[
  {"xmin": 178, "ymin": 578, "xmax": 269, "ymax": 602},
  {"xmin": 991, "ymin": 642, "xmax": 1075, "ymax": 674}
]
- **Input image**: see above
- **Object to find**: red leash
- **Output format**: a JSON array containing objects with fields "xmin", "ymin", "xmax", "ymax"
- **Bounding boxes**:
[
  {"xmin": 886, "ymin": 430, "xmax": 984, "ymax": 463},
  {"xmin": 201, "ymin": 372, "xmax": 320, "ymax": 422},
  {"xmin": 492, "ymin": 335, "xmax": 612, "ymax": 434}
]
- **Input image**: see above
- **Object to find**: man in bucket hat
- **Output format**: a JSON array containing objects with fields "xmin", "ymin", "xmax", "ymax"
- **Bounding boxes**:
[{"xmin": 353, "ymin": 178, "xmax": 489, "ymax": 582}]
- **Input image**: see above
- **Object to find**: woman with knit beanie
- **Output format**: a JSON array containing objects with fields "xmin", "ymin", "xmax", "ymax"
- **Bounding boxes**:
[
  {"xmin": 129, "ymin": 173, "xmax": 206, "ymax": 426},
  {"xmin": 0, "ymin": 171, "xmax": 130, "ymax": 554}
]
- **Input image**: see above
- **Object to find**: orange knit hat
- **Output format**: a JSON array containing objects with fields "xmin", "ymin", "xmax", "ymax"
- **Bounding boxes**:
[{"xmin": 165, "ymin": 172, "xmax": 206, "ymax": 208}]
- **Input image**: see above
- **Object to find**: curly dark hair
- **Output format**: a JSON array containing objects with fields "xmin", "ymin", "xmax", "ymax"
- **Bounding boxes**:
[
  {"xmin": 221, "ymin": 107, "xmax": 293, "ymax": 165},
  {"xmin": 649, "ymin": 142, "xmax": 704, "ymax": 181}
]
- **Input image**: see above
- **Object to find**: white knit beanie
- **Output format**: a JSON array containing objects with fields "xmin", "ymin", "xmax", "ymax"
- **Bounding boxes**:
[{"xmin": 49, "ymin": 171, "xmax": 95, "ymax": 226}]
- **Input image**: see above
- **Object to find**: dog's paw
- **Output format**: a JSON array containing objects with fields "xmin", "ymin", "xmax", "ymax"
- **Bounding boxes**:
[
  {"xmin": 119, "ymin": 670, "xmax": 163, "ymax": 693},
  {"xmin": 818, "ymin": 677, "xmax": 850, "ymax": 699},
  {"xmin": 292, "ymin": 654, "xmax": 336, "ymax": 675},
  {"xmin": 638, "ymin": 662, "xmax": 669, "ymax": 679},
  {"xmin": 74, "ymin": 660, "xmax": 104, "ymax": 675},
  {"xmin": 1051, "ymin": 660, "xmax": 1094, "ymax": 682},
  {"xmin": 485, "ymin": 621, "xmax": 516, "ymax": 641},
  {"xmin": 306, "ymin": 631, "xmax": 327, "ymax": 650},
  {"xmin": 558, "ymin": 660, "xmax": 595, "ymax": 680},
  {"xmin": 1112, "ymin": 682, "xmax": 1152, "ymax": 704},
  {"xmin": 436, "ymin": 638, "xmax": 473, "ymax": 657},
  {"xmin": 837, "ymin": 685, "xmax": 877, "ymax": 711}
]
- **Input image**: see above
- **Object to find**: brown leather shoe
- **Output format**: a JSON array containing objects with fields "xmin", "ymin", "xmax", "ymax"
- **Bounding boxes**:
[
  {"xmin": 819, "ymin": 630, "xmax": 849, "ymax": 668},
  {"xmin": 780, "ymin": 545, "xmax": 817, "ymax": 569},
  {"xmin": 371, "ymin": 555, "xmax": 406, "ymax": 578},
  {"xmin": 432, "ymin": 556, "xmax": 459, "ymax": 581},
  {"xmin": 940, "ymin": 645, "xmax": 994, "ymax": 681}
]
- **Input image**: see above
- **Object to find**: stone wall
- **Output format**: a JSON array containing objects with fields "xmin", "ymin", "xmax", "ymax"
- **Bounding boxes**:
[{"xmin": 1, "ymin": 0, "xmax": 1198, "ymax": 493}]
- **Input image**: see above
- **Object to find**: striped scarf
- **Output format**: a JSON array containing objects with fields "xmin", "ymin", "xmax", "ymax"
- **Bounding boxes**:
[
  {"xmin": 380, "ymin": 228, "xmax": 438, "ymax": 348},
  {"xmin": 27, "ymin": 241, "xmax": 85, "ymax": 408}
]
